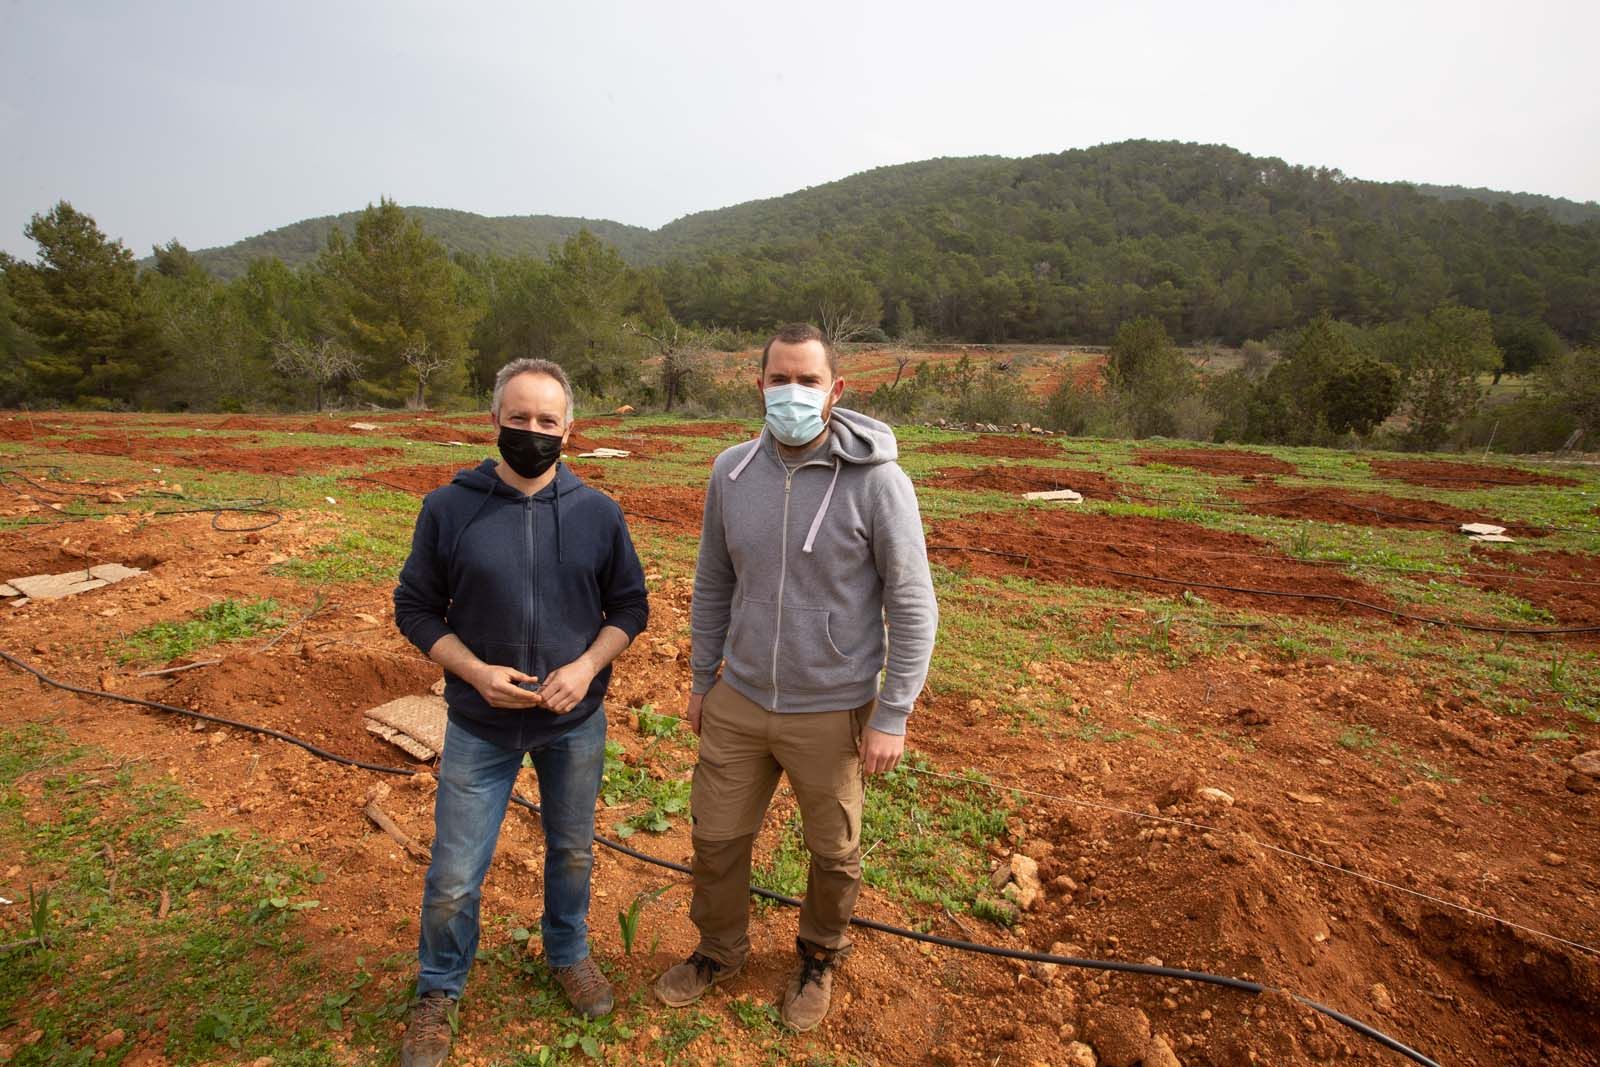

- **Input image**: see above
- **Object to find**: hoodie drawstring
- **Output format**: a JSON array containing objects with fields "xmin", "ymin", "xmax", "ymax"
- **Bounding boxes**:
[
  {"xmin": 801, "ymin": 458, "xmax": 842, "ymax": 554},
  {"xmin": 728, "ymin": 435, "xmax": 764, "ymax": 482},
  {"xmin": 449, "ymin": 482, "xmax": 497, "ymax": 567},
  {"xmin": 554, "ymin": 472, "xmax": 564, "ymax": 563}
]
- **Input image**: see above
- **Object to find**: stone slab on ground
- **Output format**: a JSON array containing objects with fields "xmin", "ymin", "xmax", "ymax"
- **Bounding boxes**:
[
  {"xmin": 5, "ymin": 563, "xmax": 144, "ymax": 601},
  {"xmin": 1023, "ymin": 488, "xmax": 1084, "ymax": 502},
  {"xmin": 364, "ymin": 694, "xmax": 448, "ymax": 761}
]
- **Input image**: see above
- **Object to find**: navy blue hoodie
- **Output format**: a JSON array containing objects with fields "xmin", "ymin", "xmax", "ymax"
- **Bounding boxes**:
[{"xmin": 393, "ymin": 459, "xmax": 649, "ymax": 750}]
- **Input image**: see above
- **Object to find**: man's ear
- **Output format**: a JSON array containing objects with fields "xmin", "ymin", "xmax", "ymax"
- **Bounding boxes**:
[{"xmin": 830, "ymin": 377, "xmax": 846, "ymax": 403}]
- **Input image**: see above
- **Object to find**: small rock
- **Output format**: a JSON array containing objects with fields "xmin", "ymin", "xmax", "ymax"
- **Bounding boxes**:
[
  {"xmin": 1543, "ymin": 852, "xmax": 1567, "ymax": 867},
  {"xmin": 1371, "ymin": 982, "xmax": 1394, "ymax": 1012},
  {"xmin": 98, "ymin": 491, "xmax": 126, "ymax": 504},
  {"xmin": 1006, "ymin": 853, "xmax": 1044, "ymax": 910},
  {"xmin": 95, "ymin": 1029, "xmax": 126, "ymax": 1051},
  {"xmin": 1084, "ymin": 1006, "xmax": 1152, "ymax": 1067},
  {"xmin": 1287, "ymin": 792, "xmax": 1326, "ymax": 805},
  {"xmin": 1063, "ymin": 1042, "xmax": 1098, "ymax": 1067},
  {"xmin": 1029, "ymin": 958, "xmax": 1060, "ymax": 982},
  {"xmin": 1142, "ymin": 1035, "xmax": 1183, "ymax": 1067},
  {"xmin": 1571, "ymin": 750, "xmax": 1600, "ymax": 777},
  {"xmin": 1566, "ymin": 772, "xmax": 1596, "ymax": 795},
  {"xmin": 1195, "ymin": 787, "xmax": 1234, "ymax": 806}
]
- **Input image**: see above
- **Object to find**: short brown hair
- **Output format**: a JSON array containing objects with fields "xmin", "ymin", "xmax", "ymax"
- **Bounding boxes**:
[
  {"xmin": 492, "ymin": 358, "xmax": 574, "ymax": 423},
  {"xmin": 761, "ymin": 323, "xmax": 838, "ymax": 377}
]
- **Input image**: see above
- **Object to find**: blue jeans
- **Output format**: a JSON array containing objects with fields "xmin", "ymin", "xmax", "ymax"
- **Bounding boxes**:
[{"xmin": 417, "ymin": 709, "xmax": 607, "ymax": 997}]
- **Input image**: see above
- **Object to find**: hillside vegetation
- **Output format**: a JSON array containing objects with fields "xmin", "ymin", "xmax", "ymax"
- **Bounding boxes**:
[{"xmin": 5, "ymin": 141, "xmax": 1598, "ymax": 455}]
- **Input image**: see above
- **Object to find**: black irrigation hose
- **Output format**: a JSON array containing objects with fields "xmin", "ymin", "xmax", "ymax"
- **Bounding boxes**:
[
  {"xmin": 927, "ymin": 542, "xmax": 1600, "ymax": 636},
  {"xmin": 0, "ymin": 649, "xmax": 1440, "ymax": 1066}
]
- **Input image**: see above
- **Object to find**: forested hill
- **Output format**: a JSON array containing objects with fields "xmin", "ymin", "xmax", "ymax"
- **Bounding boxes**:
[
  {"xmin": 648, "ymin": 141, "xmax": 1599, "ymax": 343},
  {"xmin": 183, "ymin": 207, "xmax": 655, "ymax": 279},
  {"xmin": 1413, "ymin": 184, "xmax": 1600, "ymax": 225},
  {"xmin": 175, "ymin": 141, "xmax": 1599, "ymax": 344}
]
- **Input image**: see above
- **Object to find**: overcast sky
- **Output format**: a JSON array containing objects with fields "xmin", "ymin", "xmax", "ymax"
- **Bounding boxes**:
[{"xmin": 3, "ymin": 0, "xmax": 1597, "ymax": 260}]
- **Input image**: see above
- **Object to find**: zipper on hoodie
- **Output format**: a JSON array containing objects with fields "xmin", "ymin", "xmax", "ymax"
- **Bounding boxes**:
[
  {"xmin": 523, "ymin": 496, "xmax": 536, "ymax": 749},
  {"xmin": 771, "ymin": 468, "xmax": 794, "ymax": 709}
]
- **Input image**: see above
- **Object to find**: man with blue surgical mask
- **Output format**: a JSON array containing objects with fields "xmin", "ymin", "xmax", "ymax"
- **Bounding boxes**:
[{"xmin": 654, "ymin": 323, "xmax": 938, "ymax": 1032}]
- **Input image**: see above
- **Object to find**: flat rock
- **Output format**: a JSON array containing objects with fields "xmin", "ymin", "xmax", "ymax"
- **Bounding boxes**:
[
  {"xmin": 9, "ymin": 573, "xmax": 109, "ymax": 599},
  {"xmin": 6, "ymin": 563, "xmax": 143, "ymax": 601},
  {"xmin": 1195, "ymin": 786, "xmax": 1234, "ymax": 806},
  {"xmin": 1572, "ymin": 750, "xmax": 1600, "ymax": 777}
]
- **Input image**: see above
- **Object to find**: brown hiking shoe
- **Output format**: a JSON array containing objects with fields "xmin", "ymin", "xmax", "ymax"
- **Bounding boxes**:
[
  {"xmin": 653, "ymin": 951, "xmax": 744, "ymax": 1007},
  {"xmin": 552, "ymin": 956, "xmax": 615, "ymax": 1019},
  {"xmin": 401, "ymin": 991, "xmax": 456, "ymax": 1067},
  {"xmin": 781, "ymin": 942, "xmax": 841, "ymax": 1032}
]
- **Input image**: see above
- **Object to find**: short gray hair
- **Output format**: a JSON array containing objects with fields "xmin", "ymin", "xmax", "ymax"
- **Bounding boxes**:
[{"xmin": 491, "ymin": 358, "xmax": 574, "ymax": 423}]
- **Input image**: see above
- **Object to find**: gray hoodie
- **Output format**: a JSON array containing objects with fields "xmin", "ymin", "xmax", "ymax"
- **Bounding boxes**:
[{"xmin": 690, "ymin": 407, "xmax": 938, "ymax": 735}]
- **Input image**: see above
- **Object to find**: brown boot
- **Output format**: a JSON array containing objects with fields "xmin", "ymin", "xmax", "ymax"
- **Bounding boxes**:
[
  {"xmin": 781, "ymin": 941, "xmax": 842, "ymax": 1032},
  {"xmin": 653, "ymin": 951, "xmax": 744, "ymax": 1007},
  {"xmin": 552, "ymin": 956, "xmax": 615, "ymax": 1019},
  {"xmin": 400, "ymin": 991, "xmax": 456, "ymax": 1067}
]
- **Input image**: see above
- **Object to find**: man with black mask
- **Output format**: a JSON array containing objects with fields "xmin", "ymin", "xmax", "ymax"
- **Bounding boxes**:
[{"xmin": 393, "ymin": 358, "xmax": 649, "ymax": 1066}]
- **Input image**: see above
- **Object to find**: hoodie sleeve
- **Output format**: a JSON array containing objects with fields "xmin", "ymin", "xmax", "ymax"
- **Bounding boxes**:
[
  {"xmin": 393, "ymin": 498, "xmax": 454, "ymax": 656},
  {"xmin": 689, "ymin": 463, "xmax": 736, "ymax": 693},
  {"xmin": 600, "ymin": 507, "xmax": 649, "ymax": 641},
  {"xmin": 867, "ymin": 465, "xmax": 939, "ymax": 735}
]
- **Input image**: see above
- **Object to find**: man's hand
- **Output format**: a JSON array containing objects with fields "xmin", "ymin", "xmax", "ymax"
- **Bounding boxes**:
[
  {"xmin": 537, "ymin": 657, "xmax": 598, "ymax": 714},
  {"xmin": 683, "ymin": 691, "xmax": 706, "ymax": 735},
  {"xmin": 859, "ymin": 727, "xmax": 905, "ymax": 775},
  {"xmin": 470, "ymin": 664, "xmax": 545, "ymax": 709}
]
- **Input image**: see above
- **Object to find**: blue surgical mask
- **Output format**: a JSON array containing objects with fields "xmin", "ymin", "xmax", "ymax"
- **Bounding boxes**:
[{"xmin": 763, "ymin": 383, "xmax": 830, "ymax": 446}]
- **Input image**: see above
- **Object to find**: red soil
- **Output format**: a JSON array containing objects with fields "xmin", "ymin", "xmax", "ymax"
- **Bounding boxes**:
[
  {"xmin": 1468, "ymin": 548, "xmax": 1600, "ymax": 628},
  {"xmin": 607, "ymin": 486, "xmax": 706, "ymax": 533},
  {"xmin": 923, "ymin": 435, "xmax": 1066, "ymax": 459},
  {"xmin": 1228, "ymin": 484, "xmax": 1550, "ymax": 537},
  {"xmin": 1136, "ymin": 448, "xmax": 1298, "ymax": 477},
  {"xmin": 924, "ymin": 464, "xmax": 1125, "ymax": 499},
  {"xmin": 1371, "ymin": 459, "xmax": 1578, "ymax": 489},
  {"xmin": 629, "ymin": 421, "xmax": 750, "ymax": 438},
  {"xmin": 926, "ymin": 510, "xmax": 1391, "ymax": 619}
]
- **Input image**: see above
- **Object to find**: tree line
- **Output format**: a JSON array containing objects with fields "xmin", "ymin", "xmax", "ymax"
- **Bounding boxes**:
[{"xmin": 1, "ymin": 186, "xmax": 1595, "ymax": 452}]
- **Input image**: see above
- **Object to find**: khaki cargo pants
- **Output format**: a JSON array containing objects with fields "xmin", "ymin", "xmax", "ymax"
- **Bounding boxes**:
[{"xmin": 689, "ymin": 680, "xmax": 872, "ymax": 966}]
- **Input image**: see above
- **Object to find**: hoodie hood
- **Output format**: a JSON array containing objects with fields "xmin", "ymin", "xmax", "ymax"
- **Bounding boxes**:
[
  {"xmin": 727, "ymin": 407, "xmax": 900, "ymax": 555},
  {"xmin": 821, "ymin": 407, "xmax": 898, "ymax": 466}
]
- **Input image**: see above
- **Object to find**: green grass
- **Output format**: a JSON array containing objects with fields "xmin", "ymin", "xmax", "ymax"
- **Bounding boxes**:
[
  {"xmin": 0, "ymin": 725, "xmax": 369, "ymax": 1065},
  {"xmin": 1338, "ymin": 724, "xmax": 1380, "ymax": 751},
  {"xmin": 600, "ymin": 740, "xmax": 691, "ymax": 838},
  {"xmin": 117, "ymin": 597, "xmax": 284, "ymax": 663},
  {"xmin": 751, "ymin": 753, "xmax": 1015, "ymax": 923},
  {"xmin": 272, "ymin": 529, "xmax": 410, "ymax": 584}
]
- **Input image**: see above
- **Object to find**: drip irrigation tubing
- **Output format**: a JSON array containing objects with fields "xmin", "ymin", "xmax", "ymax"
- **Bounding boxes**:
[
  {"xmin": 926, "ymin": 541, "xmax": 1600, "ymax": 635},
  {"xmin": 0, "ymin": 648, "xmax": 1446, "ymax": 1065},
  {"xmin": 0, "ymin": 467, "xmax": 284, "ymax": 532}
]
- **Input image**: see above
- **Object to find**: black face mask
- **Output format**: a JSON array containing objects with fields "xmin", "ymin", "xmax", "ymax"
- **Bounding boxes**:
[{"xmin": 497, "ymin": 425, "xmax": 564, "ymax": 480}]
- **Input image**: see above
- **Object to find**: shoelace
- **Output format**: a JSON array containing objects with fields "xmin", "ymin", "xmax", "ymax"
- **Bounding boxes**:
[
  {"xmin": 560, "ymin": 960, "xmax": 608, "ymax": 998},
  {"xmin": 410, "ymin": 995, "xmax": 453, "ymax": 1040},
  {"xmin": 796, "ymin": 952, "xmax": 831, "ymax": 991}
]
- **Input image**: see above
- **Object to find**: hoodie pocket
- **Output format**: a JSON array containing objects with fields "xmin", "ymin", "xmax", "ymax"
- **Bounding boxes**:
[
  {"xmin": 725, "ymin": 594, "xmax": 777, "ymax": 688},
  {"xmin": 778, "ymin": 604, "xmax": 857, "ymax": 692}
]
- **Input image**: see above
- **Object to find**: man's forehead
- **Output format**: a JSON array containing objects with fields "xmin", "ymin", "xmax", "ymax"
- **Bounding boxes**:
[
  {"xmin": 502, "ymin": 372, "xmax": 566, "ymax": 411},
  {"xmin": 765, "ymin": 340, "xmax": 832, "ymax": 378}
]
